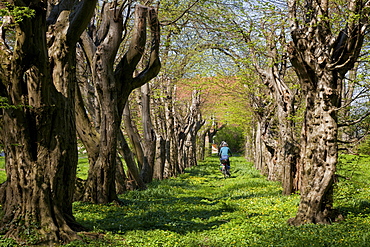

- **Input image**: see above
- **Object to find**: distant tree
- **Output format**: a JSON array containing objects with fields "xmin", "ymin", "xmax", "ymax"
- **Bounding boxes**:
[
  {"xmin": 338, "ymin": 62, "xmax": 370, "ymax": 153},
  {"xmin": 237, "ymin": 3, "xmax": 300, "ymax": 194},
  {"xmin": 287, "ymin": 0, "xmax": 369, "ymax": 225},
  {"xmin": 190, "ymin": 0, "xmax": 301, "ymax": 194},
  {"xmin": 0, "ymin": 0, "xmax": 96, "ymax": 244},
  {"xmin": 214, "ymin": 125, "xmax": 245, "ymax": 153}
]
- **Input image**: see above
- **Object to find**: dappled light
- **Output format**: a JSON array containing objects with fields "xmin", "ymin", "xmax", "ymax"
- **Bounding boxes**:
[
  {"xmin": 1, "ymin": 0, "xmax": 370, "ymax": 245},
  {"xmin": 67, "ymin": 156, "xmax": 370, "ymax": 246}
]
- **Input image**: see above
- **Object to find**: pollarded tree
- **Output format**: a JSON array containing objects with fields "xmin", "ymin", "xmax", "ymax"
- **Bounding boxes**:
[
  {"xmin": 149, "ymin": 77, "xmax": 180, "ymax": 178},
  {"xmin": 287, "ymin": 0, "xmax": 369, "ymax": 225},
  {"xmin": 76, "ymin": 2, "xmax": 160, "ymax": 203},
  {"xmin": 231, "ymin": 2, "xmax": 300, "ymax": 194},
  {"xmin": 175, "ymin": 89, "xmax": 205, "ymax": 171},
  {"xmin": 0, "ymin": 0, "xmax": 96, "ymax": 244},
  {"xmin": 189, "ymin": 0, "xmax": 301, "ymax": 194},
  {"xmin": 122, "ymin": 83, "xmax": 157, "ymax": 184}
]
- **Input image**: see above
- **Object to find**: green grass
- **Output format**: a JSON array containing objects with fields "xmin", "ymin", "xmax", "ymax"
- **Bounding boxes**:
[
  {"xmin": 69, "ymin": 155, "xmax": 370, "ymax": 246},
  {"xmin": 77, "ymin": 156, "xmax": 89, "ymax": 180},
  {"xmin": 0, "ymin": 157, "xmax": 5, "ymax": 183},
  {"xmin": 1, "ymin": 155, "xmax": 370, "ymax": 246}
]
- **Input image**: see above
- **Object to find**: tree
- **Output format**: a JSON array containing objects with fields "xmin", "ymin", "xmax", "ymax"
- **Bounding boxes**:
[
  {"xmin": 0, "ymin": 0, "xmax": 96, "ymax": 244},
  {"xmin": 186, "ymin": 0, "xmax": 301, "ymax": 194},
  {"xmin": 76, "ymin": 2, "xmax": 160, "ymax": 203},
  {"xmin": 235, "ymin": 3, "xmax": 300, "ymax": 194},
  {"xmin": 287, "ymin": 0, "xmax": 369, "ymax": 225}
]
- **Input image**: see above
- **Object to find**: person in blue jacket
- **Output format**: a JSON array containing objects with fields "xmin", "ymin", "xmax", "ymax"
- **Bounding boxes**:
[{"xmin": 219, "ymin": 141, "xmax": 232, "ymax": 168}]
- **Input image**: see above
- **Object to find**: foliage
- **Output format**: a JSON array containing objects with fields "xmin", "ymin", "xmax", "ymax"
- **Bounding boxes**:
[
  {"xmin": 0, "ymin": 3, "xmax": 35, "ymax": 24},
  {"xmin": 0, "ymin": 97, "xmax": 31, "ymax": 110},
  {"xmin": 336, "ymin": 154, "xmax": 370, "ymax": 207},
  {"xmin": 357, "ymin": 136, "xmax": 370, "ymax": 155},
  {"xmin": 3, "ymin": 155, "xmax": 366, "ymax": 246},
  {"xmin": 213, "ymin": 125, "xmax": 245, "ymax": 153},
  {"xmin": 0, "ymin": 237, "xmax": 18, "ymax": 247}
]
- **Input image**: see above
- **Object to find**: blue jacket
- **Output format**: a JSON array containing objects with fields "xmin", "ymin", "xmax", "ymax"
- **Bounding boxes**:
[{"xmin": 219, "ymin": 146, "xmax": 232, "ymax": 159}]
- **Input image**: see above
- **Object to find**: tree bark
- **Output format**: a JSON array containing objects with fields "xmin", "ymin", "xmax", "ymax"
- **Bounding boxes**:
[
  {"xmin": 81, "ymin": 2, "xmax": 124, "ymax": 204},
  {"xmin": 153, "ymin": 136, "xmax": 166, "ymax": 180},
  {"xmin": 77, "ymin": 3, "xmax": 160, "ymax": 203},
  {"xmin": 115, "ymin": 157, "xmax": 127, "ymax": 194},
  {"xmin": 287, "ymin": 0, "xmax": 368, "ymax": 225},
  {"xmin": 197, "ymin": 125, "xmax": 209, "ymax": 161},
  {"xmin": 0, "ymin": 0, "xmax": 96, "ymax": 244},
  {"xmin": 123, "ymin": 102, "xmax": 145, "ymax": 172},
  {"xmin": 265, "ymin": 73, "xmax": 299, "ymax": 195},
  {"xmin": 288, "ymin": 72, "xmax": 339, "ymax": 225},
  {"xmin": 176, "ymin": 90, "xmax": 204, "ymax": 171},
  {"xmin": 117, "ymin": 130, "xmax": 146, "ymax": 190},
  {"xmin": 140, "ymin": 83, "xmax": 156, "ymax": 183}
]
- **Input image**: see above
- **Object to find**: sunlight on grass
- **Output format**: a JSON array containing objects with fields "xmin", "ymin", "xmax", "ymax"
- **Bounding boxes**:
[
  {"xmin": 69, "ymin": 155, "xmax": 370, "ymax": 246},
  {"xmin": 1, "ymin": 155, "xmax": 370, "ymax": 246},
  {"xmin": 0, "ymin": 157, "xmax": 5, "ymax": 184},
  {"xmin": 77, "ymin": 156, "xmax": 89, "ymax": 180}
]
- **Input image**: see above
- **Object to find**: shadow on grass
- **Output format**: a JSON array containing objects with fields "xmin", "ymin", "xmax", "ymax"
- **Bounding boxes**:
[
  {"xmin": 184, "ymin": 166, "xmax": 215, "ymax": 177},
  {"xmin": 77, "ymin": 192, "xmax": 243, "ymax": 235},
  {"xmin": 83, "ymin": 206, "xmax": 241, "ymax": 234},
  {"xmin": 336, "ymin": 199, "xmax": 370, "ymax": 217}
]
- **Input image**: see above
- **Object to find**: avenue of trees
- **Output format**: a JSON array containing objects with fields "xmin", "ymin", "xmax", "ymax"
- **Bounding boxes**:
[{"xmin": 1, "ymin": 0, "xmax": 370, "ymax": 244}]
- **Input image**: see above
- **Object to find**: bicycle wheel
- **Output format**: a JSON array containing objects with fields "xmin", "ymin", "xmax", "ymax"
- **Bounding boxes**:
[{"xmin": 221, "ymin": 165, "xmax": 228, "ymax": 178}]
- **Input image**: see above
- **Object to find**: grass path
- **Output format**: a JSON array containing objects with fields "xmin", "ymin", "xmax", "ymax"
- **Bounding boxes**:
[{"xmin": 69, "ymin": 156, "xmax": 370, "ymax": 247}]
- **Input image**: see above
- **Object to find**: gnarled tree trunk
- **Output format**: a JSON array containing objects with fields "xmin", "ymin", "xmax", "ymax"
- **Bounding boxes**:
[
  {"xmin": 77, "ymin": 4, "xmax": 160, "ymax": 203},
  {"xmin": 287, "ymin": 0, "xmax": 368, "ymax": 225},
  {"xmin": 0, "ymin": 0, "xmax": 96, "ymax": 244}
]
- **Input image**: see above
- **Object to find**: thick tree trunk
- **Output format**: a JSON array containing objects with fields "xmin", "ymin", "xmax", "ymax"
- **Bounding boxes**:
[
  {"xmin": 75, "ymin": 80, "xmax": 100, "ymax": 171},
  {"xmin": 123, "ymin": 103, "xmax": 145, "ymax": 171},
  {"xmin": 197, "ymin": 125, "xmax": 209, "ymax": 161},
  {"xmin": 254, "ymin": 110, "xmax": 275, "ymax": 178},
  {"xmin": 254, "ymin": 121, "xmax": 264, "ymax": 171},
  {"xmin": 115, "ymin": 157, "xmax": 127, "ymax": 194},
  {"xmin": 248, "ymin": 27, "xmax": 300, "ymax": 194},
  {"xmin": 164, "ymin": 85, "xmax": 179, "ymax": 178},
  {"xmin": 261, "ymin": 116, "xmax": 280, "ymax": 181},
  {"xmin": 150, "ymin": 79, "xmax": 179, "ymax": 179},
  {"xmin": 244, "ymin": 128, "xmax": 255, "ymax": 163},
  {"xmin": 273, "ymin": 85, "xmax": 299, "ymax": 195},
  {"xmin": 81, "ymin": 2, "xmax": 123, "ymax": 203},
  {"xmin": 78, "ymin": 4, "xmax": 160, "ymax": 202},
  {"xmin": 0, "ymin": 0, "xmax": 96, "ymax": 243},
  {"xmin": 2, "ymin": 104, "xmax": 80, "ymax": 243},
  {"xmin": 288, "ymin": 74, "xmax": 338, "ymax": 225},
  {"xmin": 287, "ymin": 0, "xmax": 367, "ymax": 225},
  {"xmin": 153, "ymin": 136, "xmax": 166, "ymax": 180}
]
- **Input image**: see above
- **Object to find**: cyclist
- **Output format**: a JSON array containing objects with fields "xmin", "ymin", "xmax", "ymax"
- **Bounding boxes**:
[{"xmin": 219, "ymin": 141, "xmax": 232, "ymax": 177}]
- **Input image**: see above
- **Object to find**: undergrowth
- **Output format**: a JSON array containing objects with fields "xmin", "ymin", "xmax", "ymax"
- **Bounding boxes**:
[
  {"xmin": 70, "ymin": 155, "xmax": 370, "ymax": 246},
  {"xmin": 1, "ymin": 155, "xmax": 370, "ymax": 246}
]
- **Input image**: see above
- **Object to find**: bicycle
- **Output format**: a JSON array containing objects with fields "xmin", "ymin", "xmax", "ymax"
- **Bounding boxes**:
[
  {"xmin": 219, "ymin": 161, "xmax": 230, "ymax": 178},
  {"xmin": 218, "ymin": 141, "xmax": 232, "ymax": 178}
]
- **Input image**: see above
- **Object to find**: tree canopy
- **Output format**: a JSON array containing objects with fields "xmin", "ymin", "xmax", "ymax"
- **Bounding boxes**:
[{"xmin": 1, "ymin": 0, "xmax": 370, "ymax": 244}]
